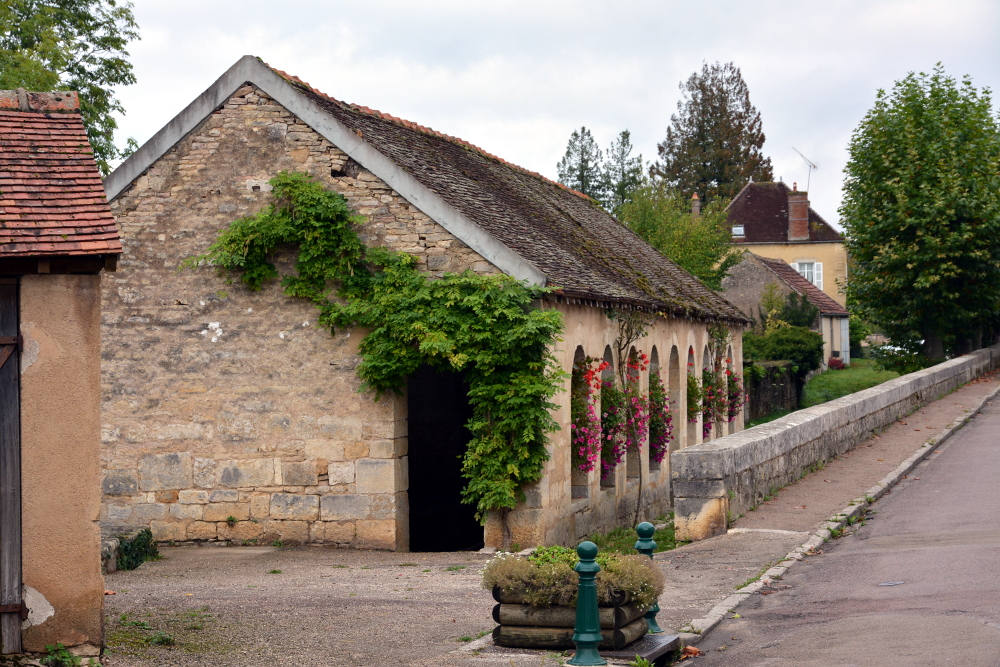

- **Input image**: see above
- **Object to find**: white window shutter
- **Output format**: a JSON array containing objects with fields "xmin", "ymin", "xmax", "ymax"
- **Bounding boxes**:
[{"xmin": 814, "ymin": 262, "xmax": 823, "ymax": 290}]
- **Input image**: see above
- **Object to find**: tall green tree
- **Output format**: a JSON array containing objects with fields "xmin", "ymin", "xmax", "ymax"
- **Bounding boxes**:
[
  {"xmin": 556, "ymin": 126, "xmax": 604, "ymax": 201},
  {"xmin": 0, "ymin": 0, "xmax": 139, "ymax": 174},
  {"xmin": 841, "ymin": 66, "xmax": 1000, "ymax": 360},
  {"xmin": 618, "ymin": 182, "xmax": 740, "ymax": 290},
  {"xmin": 652, "ymin": 61, "xmax": 773, "ymax": 202},
  {"xmin": 600, "ymin": 130, "xmax": 644, "ymax": 217}
]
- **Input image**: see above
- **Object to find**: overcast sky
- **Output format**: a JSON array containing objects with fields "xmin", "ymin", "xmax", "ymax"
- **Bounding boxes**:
[{"xmin": 114, "ymin": 0, "xmax": 1000, "ymax": 227}]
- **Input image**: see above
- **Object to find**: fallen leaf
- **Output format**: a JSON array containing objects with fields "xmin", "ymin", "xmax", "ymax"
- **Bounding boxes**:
[
  {"xmin": 104, "ymin": 590, "xmax": 116, "ymax": 596},
  {"xmin": 680, "ymin": 646, "xmax": 702, "ymax": 660},
  {"xmin": 877, "ymin": 459, "xmax": 885, "ymax": 461},
  {"xmin": 934, "ymin": 450, "xmax": 942, "ymax": 453},
  {"xmin": 914, "ymin": 477, "xmax": 921, "ymax": 480},
  {"xmin": 793, "ymin": 505, "xmax": 807, "ymax": 509}
]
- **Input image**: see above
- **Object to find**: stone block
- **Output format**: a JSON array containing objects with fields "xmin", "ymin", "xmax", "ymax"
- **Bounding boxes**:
[
  {"xmin": 219, "ymin": 520, "xmax": 263, "ymax": 542},
  {"xmin": 368, "ymin": 438, "xmax": 406, "ymax": 459},
  {"xmin": 169, "ymin": 504, "xmax": 203, "ymax": 520},
  {"xmin": 274, "ymin": 520, "xmax": 310, "ymax": 545},
  {"xmin": 178, "ymin": 490, "xmax": 209, "ymax": 504},
  {"xmin": 324, "ymin": 521, "xmax": 355, "ymax": 544},
  {"xmin": 326, "ymin": 462, "xmax": 355, "ymax": 485},
  {"xmin": 187, "ymin": 521, "xmax": 218, "ymax": 540},
  {"xmin": 155, "ymin": 490, "xmax": 179, "ymax": 503},
  {"xmin": 194, "ymin": 458, "xmax": 216, "ymax": 488},
  {"xmin": 303, "ymin": 439, "xmax": 344, "ymax": 462},
  {"xmin": 369, "ymin": 493, "xmax": 406, "ymax": 520},
  {"xmin": 250, "ymin": 494, "xmax": 271, "ymax": 519},
  {"xmin": 105, "ymin": 504, "xmax": 131, "ymax": 523},
  {"xmin": 281, "ymin": 461, "xmax": 318, "ymax": 486},
  {"xmin": 210, "ymin": 489, "xmax": 240, "ymax": 502},
  {"xmin": 150, "ymin": 521, "xmax": 186, "ymax": 542},
  {"xmin": 203, "ymin": 502, "xmax": 250, "ymax": 522},
  {"xmin": 129, "ymin": 503, "xmax": 168, "ymax": 522},
  {"xmin": 138, "ymin": 453, "xmax": 192, "ymax": 491},
  {"xmin": 218, "ymin": 458, "xmax": 274, "ymax": 488},
  {"xmin": 318, "ymin": 416, "xmax": 361, "ymax": 440},
  {"xmin": 344, "ymin": 442, "xmax": 369, "ymax": 460},
  {"xmin": 355, "ymin": 520, "xmax": 396, "ymax": 549},
  {"xmin": 269, "ymin": 493, "xmax": 319, "ymax": 521},
  {"xmin": 320, "ymin": 494, "xmax": 371, "ymax": 521},
  {"xmin": 102, "ymin": 470, "xmax": 138, "ymax": 496},
  {"xmin": 356, "ymin": 458, "xmax": 406, "ymax": 494}
]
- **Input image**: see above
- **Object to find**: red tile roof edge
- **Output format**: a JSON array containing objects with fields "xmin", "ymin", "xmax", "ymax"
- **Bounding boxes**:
[
  {"xmin": 753, "ymin": 253, "xmax": 849, "ymax": 316},
  {"xmin": 266, "ymin": 65, "xmax": 593, "ymax": 203}
]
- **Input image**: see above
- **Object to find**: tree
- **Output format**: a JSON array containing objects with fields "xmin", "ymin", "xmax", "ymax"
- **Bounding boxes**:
[
  {"xmin": 600, "ymin": 130, "xmax": 644, "ymax": 216},
  {"xmin": 618, "ymin": 182, "xmax": 740, "ymax": 290},
  {"xmin": 556, "ymin": 126, "xmax": 604, "ymax": 201},
  {"xmin": 841, "ymin": 66, "xmax": 1000, "ymax": 360},
  {"xmin": 0, "ymin": 0, "xmax": 139, "ymax": 174},
  {"xmin": 652, "ymin": 61, "xmax": 773, "ymax": 202}
]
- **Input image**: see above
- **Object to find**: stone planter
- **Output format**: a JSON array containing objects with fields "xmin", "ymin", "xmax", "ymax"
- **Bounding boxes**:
[{"xmin": 490, "ymin": 586, "xmax": 649, "ymax": 650}]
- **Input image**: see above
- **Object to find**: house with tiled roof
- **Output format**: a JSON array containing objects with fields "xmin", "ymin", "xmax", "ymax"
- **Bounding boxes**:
[
  {"xmin": 727, "ymin": 181, "xmax": 848, "ymax": 308},
  {"xmin": 722, "ymin": 251, "xmax": 850, "ymax": 367},
  {"xmin": 0, "ymin": 88, "xmax": 121, "ymax": 655},
  {"xmin": 101, "ymin": 56, "xmax": 748, "ymax": 552}
]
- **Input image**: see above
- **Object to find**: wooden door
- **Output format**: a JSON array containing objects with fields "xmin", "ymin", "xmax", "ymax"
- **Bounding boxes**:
[{"xmin": 0, "ymin": 279, "xmax": 22, "ymax": 653}]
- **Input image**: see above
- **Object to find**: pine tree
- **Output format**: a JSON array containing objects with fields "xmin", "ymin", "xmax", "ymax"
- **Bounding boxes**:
[
  {"xmin": 652, "ymin": 62, "xmax": 773, "ymax": 202},
  {"xmin": 556, "ymin": 126, "xmax": 604, "ymax": 200},
  {"xmin": 600, "ymin": 130, "xmax": 644, "ymax": 216}
]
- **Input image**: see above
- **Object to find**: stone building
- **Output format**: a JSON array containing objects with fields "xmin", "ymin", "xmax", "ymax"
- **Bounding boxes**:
[
  {"xmin": 727, "ymin": 181, "xmax": 848, "ymax": 307},
  {"xmin": 101, "ymin": 56, "xmax": 747, "ymax": 551},
  {"xmin": 722, "ymin": 251, "xmax": 850, "ymax": 367},
  {"xmin": 0, "ymin": 89, "xmax": 121, "ymax": 657}
]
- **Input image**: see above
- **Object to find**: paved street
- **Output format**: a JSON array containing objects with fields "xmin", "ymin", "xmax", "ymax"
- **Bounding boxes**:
[{"xmin": 694, "ymin": 398, "xmax": 1000, "ymax": 666}]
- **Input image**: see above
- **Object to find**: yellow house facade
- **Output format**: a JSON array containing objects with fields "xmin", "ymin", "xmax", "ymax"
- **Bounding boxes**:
[{"xmin": 727, "ymin": 182, "xmax": 848, "ymax": 308}]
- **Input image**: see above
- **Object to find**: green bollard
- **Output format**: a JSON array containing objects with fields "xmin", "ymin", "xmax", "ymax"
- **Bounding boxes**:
[
  {"xmin": 635, "ymin": 522, "xmax": 664, "ymax": 634},
  {"xmin": 568, "ymin": 541, "xmax": 606, "ymax": 666}
]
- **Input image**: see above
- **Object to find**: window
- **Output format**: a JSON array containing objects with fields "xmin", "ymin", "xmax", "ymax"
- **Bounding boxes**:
[
  {"xmin": 732, "ymin": 224, "xmax": 745, "ymax": 237},
  {"xmin": 794, "ymin": 262, "xmax": 823, "ymax": 290}
]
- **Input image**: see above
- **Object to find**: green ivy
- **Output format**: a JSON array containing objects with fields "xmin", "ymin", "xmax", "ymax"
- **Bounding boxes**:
[
  {"xmin": 189, "ymin": 171, "xmax": 566, "ymax": 522},
  {"xmin": 116, "ymin": 528, "xmax": 158, "ymax": 571}
]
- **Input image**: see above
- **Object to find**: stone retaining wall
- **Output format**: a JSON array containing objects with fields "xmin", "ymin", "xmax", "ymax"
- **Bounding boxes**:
[
  {"xmin": 672, "ymin": 345, "xmax": 1000, "ymax": 541},
  {"xmin": 744, "ymin": 361, "xmax": 796, "ymax": 422}
]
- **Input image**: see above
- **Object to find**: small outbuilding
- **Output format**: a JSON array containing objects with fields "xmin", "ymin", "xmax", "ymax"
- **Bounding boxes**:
[
  {"xmin": 722, "ymin": 251, "xmax": 850, "ymax": 366},
  {"xmin": 0, "ymin": 89, "xmax": 121, "ymax": 656},
  {"xmin": 101, "ymin": 56, "xmax": 748, "ymax": 552}
]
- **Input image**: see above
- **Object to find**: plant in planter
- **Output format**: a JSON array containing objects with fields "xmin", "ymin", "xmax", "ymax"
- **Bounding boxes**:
[
  {"xmin": 647, "ymin": 371, "xmax": 673, "ymax": 464},
  {"xmin": 483, "ymin": 546, "xmax": 666, "ymax": 650},
  {"xmin": 571, "ymin": 357, "xmax": 607, "ymax": 473}
]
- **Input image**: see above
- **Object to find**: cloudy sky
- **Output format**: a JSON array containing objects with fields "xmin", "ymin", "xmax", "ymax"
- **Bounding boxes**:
[{"xmin": 114, "ymin": 0, "xmax": 999, "ymax": 227}]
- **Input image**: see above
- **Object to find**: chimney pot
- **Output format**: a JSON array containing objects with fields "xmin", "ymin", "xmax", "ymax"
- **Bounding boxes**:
[{"xmin": 691, "ymin": 192, "xmax": 701, "ymax": 218}]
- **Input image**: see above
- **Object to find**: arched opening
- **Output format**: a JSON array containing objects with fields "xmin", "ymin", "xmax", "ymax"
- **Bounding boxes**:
[
  {"xmin": 668, "ymin": 346, "xmax": 681, "ymax": 452},
  {"xmin": 570, "ymin": 346, "xmax": 591, "ymax": 499},
  {"xmin": 600, "ymin": 345, "xmax": 616, "ymax": 489},
  {"xmin": 626, "ymin": 346, "xmax": 641, "ymax": 480},
  {"xmin": 407, "ymin": 365, "xmax": 482, "ymax": 552},
  {"xmin": 686, "ymin": 346, "xmax": 697, "ymax": 446},
  {"xmin": 702, "ymin": 346, "xmax": 714, "ymax": 442},
  {"xmin": 648, "ymin": 347, "xmax": 666, "ymax": 471}
]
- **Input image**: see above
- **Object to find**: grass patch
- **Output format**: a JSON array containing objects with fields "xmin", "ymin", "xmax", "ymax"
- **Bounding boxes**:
[
  {"xmin": 746, "ymin": 408, "xmax": 795, "ymax": 428},
  {"xmin": 106, "ymin": 606, "xmax": 235, "ymax": 658},
  {"xmin": 802, "ymin": 359, "xmax": 898, "ymax": 407},
  {"xmin": 587, "ymin": 515, "xmax": 675, "ymax": 555}
]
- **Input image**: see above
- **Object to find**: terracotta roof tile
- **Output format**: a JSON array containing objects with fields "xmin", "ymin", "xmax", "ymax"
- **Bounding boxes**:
[
  {"xmin": 754, "ymin": 254, "xmax": 849, "ymax": 316},
  {"xmin": 728, "ymin": 182, "xmax": 842, "ymax": 244},
  {"xmin": 266, "ymin": 67, "xmax": 746, "ymax": 322},
  {"xmin": 0, "ymin": 103, "xmax": 121, "ymax": 258}
]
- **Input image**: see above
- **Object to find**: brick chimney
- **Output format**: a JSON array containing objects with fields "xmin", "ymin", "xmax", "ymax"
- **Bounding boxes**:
[
  {"xmin": 691, "ymin": 192, "xmax": 701, "ymax": 218},
  {"xmin": 0, "ymin": 89, "xmax": 80, "ymax": 113},
  {"xmin": 787, "ymin": 182, "xmax": 809, "ymax": 241}
]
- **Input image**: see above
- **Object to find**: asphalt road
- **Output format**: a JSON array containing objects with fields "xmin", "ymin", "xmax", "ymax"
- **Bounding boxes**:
[{"xmin": 693, "ymin": 398, "xmax": 1000, "ymax": 667}]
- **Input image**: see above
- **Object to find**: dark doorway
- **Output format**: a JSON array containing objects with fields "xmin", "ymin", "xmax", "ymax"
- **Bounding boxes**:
[{"xmin": 407, "ymin": 365, "xmax": 483, "ymax": 552}]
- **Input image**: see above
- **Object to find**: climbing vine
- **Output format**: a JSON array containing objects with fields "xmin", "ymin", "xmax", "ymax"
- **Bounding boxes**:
[
  {"xmin": 571, "ymin": 357, "xmax": 605, "ymax": 473},
  {"xmin": 188, "ymin": 172, "xmax": 566, "ymax": 532}
]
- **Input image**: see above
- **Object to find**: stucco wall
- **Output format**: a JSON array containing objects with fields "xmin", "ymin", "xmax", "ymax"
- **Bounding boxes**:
[
  {"xmin": 484, "ymin": 303, "xmax": 745, "ymax": 549},
  {"xmin": 672, "ymin": 344, "xmax": 1000, "ymax": 541},
  {"xmin": 739, "ymin": 242, "xmax": 848, "ymax": 307},
  {"xmin": 20, "ymin": 274, "xmax": 104, "ymax": 651}
]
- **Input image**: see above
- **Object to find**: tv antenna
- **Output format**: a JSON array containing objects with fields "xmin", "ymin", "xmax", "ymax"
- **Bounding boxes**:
[{"xmin": 792, "ymin": 147, "xmax": 818, "ymax": 192}]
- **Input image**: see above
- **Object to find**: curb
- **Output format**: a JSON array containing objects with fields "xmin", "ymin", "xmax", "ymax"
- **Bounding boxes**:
[{"xmin": 678, "ymin": 382, "xmax": 1000, "ymax": 645}]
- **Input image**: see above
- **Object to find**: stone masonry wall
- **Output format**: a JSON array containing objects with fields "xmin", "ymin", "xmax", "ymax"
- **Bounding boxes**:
[{"xmin": 102, "ymin": 85, "xmax": 498, "ymax": 550}]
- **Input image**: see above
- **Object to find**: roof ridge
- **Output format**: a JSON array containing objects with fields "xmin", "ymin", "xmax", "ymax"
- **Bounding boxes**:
[{"xmin": 266, "ymin": 64, "xmax": 592, "ymax": 202}]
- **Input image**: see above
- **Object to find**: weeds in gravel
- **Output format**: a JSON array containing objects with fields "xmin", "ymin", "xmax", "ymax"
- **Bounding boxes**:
[
  {"xmin": 268, "ymin": 569, "xmax": 282, "ymax": 574},
  {"xmin": 446, "ymin": 565, "xmax": 467, "ymax": 571},
  {"xmin": 40, "ymin": 643, "xmax": 81, "ymax": 667},
  {"xmin": 587, "ymin": 515, "xmax": 676, "ymax": 554},
  {"xmin": 399, "ymin": 563, "xmax": 417, "ymax": 566},
  {"xmin": 422, "ymin": 568, "xmax": 431, "ymax": 572},
  {"xmin": 225, "ymin": 516, "xmax": 238, "ymax": 527},
  {"xmin": 271, "ymin": 539, "xmax": 285, "ymax": 548},
  {"xmin": 147, "ymin": 631, "xmax": 174, "ymax": 646}
]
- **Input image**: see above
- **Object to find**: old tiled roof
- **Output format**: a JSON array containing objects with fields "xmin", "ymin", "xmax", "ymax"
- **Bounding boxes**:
[
  {"xmin": 0, "ymin": 91, "xmax": 121, "ymax": 257},
  {"xmin": 755, "ymin": 254, "xmax": 849, "ymax": 316},
  {"xmin": 728, "ymin": 182, "xmax": 842, "ymax": 244},
  {"xmin": 271, "ymin": 68, "xmax": 747, "ymax": 323}
]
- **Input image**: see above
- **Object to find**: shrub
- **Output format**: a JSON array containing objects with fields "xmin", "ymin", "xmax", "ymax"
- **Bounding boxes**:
[
  {"xmin": 869, "ymin": 343, "xmax": 933, "ymax": 374},
  {"xmin": 117, "ymin": 528, "xmax": 159, "ymax": 571},
  {"xmin": 744, "ymin": 326, "xmax": 823, "ymax": 379},
  {"xmin": 827, "ymin": 357, "xmax": 846, "ymax": 370},
  {"xmin": 481, "ymin": 546, "xmax": 665, "ymax": 609}
]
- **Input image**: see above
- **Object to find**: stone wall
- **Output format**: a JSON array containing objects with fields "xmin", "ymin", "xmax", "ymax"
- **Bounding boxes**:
[
  {"xmin": 672, "ymin": 345, "xmax": 1000, "ymax": 541},
  {"xmin": 102, "ymin": 85, "xmax": 497, "ymax": 550},
  {"xmin": 744, "ymin": 361, "xmax": 796, "ymax": 422}
]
